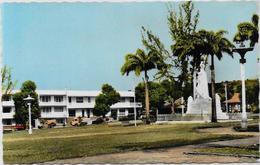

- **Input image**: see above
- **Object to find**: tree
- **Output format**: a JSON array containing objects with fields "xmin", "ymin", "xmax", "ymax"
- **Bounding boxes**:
[
  {"xmin": 234, "ymin": 14, "xmax": 258, "ymax": 47},
  {"xmin": 121, "ymin": 49, "xmax": 159, "ymax": 123},
  {"xmin": 197, "ymin": 30, "xmax": 234, "ymax": 122},
  {"xmin": 13, "ymin": 80, "xmax": 40, "ymax": 125},
  {"xmin": 1, "ymin": 65, "xmax": 17, "ymax": 100},
  {"xmin": 94, "ymin": 84, "xmax": 120, "ymax": 118},
  {"xmin": 135, "ymin": 81, "xmax": 167, "ymax": 115},
  {"xmin": 141, "ymin": 1, "xmax": 201, "ymax": 95}
]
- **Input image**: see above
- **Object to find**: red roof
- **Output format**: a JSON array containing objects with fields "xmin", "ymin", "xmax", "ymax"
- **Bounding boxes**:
[{"xmin": 223, "ymin": 93, "xmax": 240, "ymax": 103}]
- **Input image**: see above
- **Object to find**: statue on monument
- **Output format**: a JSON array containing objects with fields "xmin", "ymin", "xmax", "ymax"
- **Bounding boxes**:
[
  {"xmin": 186, "ymin": 60, "xmax": 211, "ymax": 116},
  {"xmin": 196, "ymin": 62, "xmax": 210, "ymax": 99}
]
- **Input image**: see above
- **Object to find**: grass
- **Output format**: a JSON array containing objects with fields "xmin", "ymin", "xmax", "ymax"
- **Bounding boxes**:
[
  {"xmin": 197, "ymin": 145, "xmax": 259, "ymax": 157},
  {"xmin": 233, "ymin": 124, "xmax": 259, "ymax": 132},
  {"xmin": 3, "ymin": 121, "xmax": 253, "ymax": 163}
]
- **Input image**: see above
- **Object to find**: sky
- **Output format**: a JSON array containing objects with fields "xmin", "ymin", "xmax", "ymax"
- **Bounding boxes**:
[{"xmin": 2, "ymin": 1, "xmax": 259, "ymax": 91}]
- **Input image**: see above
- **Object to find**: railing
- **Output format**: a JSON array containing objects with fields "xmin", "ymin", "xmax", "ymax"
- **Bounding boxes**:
[
  {"xmin": 41, "ymin": 112, "xmax": 67, "ymax": 118},
  {"xmin": 157, "ymin": 114, "xmax": 174, "ymax": 121},
  {"xmin": 39, "ymin": 101, "xmax": 67, "ymax": 106},
  {"xmin": 227, "ymin": 112, "xmax": 259, "ymax": 120},
  {"xmin": 157, "ymin": 113, "xmax": 259, "ymax": 121}
]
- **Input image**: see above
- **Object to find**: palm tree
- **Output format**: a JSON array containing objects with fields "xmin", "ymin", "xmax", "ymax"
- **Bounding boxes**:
[
  {"xmin": 121, "ymin": 49, "xmax": 158, "ymax": 123},
  {"xmin": 234, "ymin": 14, "xmax": 258, "ymax": 47},
  {"xmin": 198, "ymin": 30, "xmax": 234, "ymax": 122}
]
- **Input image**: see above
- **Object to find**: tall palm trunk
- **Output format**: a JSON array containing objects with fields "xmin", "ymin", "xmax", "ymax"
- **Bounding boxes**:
[
  {"xmin": 144, "ymin": 71, "xmax": 150, "ymax": 124},
  {"xmin": 210, "ymin": 54, "xmax": 217, "ymax": 122}
]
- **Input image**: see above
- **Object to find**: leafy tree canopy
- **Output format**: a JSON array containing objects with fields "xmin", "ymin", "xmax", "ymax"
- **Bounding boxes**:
[
  {"xmin": 13, "ymin": 80, "xmax": 40, "ymax": 125},
  {"xmin": 135, "ymin": 81, "xmax": 167, "ymax": 113},
  {"xmin": 234, "ymin": 14, "xmax": 258, "ymax": 47},
  {"xmin": 94, "ymin": 84, "xmax": 120, "ymax": 117}
]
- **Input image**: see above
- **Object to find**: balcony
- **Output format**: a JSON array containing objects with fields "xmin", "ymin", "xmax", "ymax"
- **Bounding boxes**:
[
  {"xmin": 111, "ymin": 102, "xmax": 142, "ymax": 109},
  {"xmin": 67, "ymin": 102, "xmax": 95, "ymax": 109},
  {"xmin": 41, "ymin": 112, "xmax": 67, "ymax": 118},
  {"xmin": 2, "ymin": 101, "xmax": 14, "ymax": 107},
  {"xmin": 2, "ymin": 112, "xmax": 15, "ymax": 119},
  {"xmin": 39, "ymin": 101, "xmax": 67, "ymax": 106}
]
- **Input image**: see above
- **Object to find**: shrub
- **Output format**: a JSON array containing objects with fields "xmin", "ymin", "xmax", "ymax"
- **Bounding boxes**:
[
  {"xmin": 119, "ymin": 116, "xmax": 129, "ymax": 121},
  {"xmin": 92, "ymin": 117, "xmax": 105, "ymax": 124}
]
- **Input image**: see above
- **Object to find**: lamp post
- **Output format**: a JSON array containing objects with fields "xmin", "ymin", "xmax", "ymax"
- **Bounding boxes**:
[
  {"xmin": 133, "ymin": 92, "xmax": 137, "ymax": 127},
  {"xmin": 232, "ymin": 42, "xmax": 253, "ymax": 129},
  {"xmin": 224, "ymin": 81, "xmax": 228, "ymax": 112},
  {"xmin": 132, "ymin": 77, "xmax": 137, "ymax": 127},
  {"xmin": 23, "ymin": 95, "xmax": 35, "ymax": 134},
  {"xmin": 181, "ymin": 82, "xmax": 185, "ymax": 116}
]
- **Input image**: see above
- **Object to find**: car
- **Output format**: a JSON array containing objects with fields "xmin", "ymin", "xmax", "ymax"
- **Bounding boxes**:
[
  {"xmin": 45, "ymin": 119, "xmax": 57, "ymax": 128},
  {"xmin": 15, "ymin": 124, "xmax": 26, "ymax": 130}
]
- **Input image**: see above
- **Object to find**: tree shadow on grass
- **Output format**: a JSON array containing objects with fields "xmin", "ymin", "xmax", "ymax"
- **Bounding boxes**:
[{"xmin": 115, "ymin": 135, "xmax": 252, "ymax": 153}]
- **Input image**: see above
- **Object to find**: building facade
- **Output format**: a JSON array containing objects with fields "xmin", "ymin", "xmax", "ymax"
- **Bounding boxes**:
[{"xmin": 2, "ymin": 90, "xmax": 142, "ymax": 126}]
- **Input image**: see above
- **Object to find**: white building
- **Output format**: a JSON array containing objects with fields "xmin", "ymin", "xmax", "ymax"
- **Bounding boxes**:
[{"xmin": 2, "ymin": 90, "xmax": 142, "ymax": 126}]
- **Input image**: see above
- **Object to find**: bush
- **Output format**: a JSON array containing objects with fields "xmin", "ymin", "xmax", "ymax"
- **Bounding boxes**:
[
  {"xmin": 92, "ymin": 117, "xmax": 105, "ymax": 124},
  {"xmin": 127, "ymin": 114, "xmax": 135, "ymax": 120},
  {"xmin": 233, "ymin": 124, "xmax": 259, "ymax": 132},
  {"xmin": 118, "ymin": 116, "xmax": 129, "ymax": 121}
]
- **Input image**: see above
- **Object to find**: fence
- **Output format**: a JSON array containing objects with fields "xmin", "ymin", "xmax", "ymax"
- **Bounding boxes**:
[{"xmin": 157, "ymin": 113, "xmax": 258, "ymax": 121}]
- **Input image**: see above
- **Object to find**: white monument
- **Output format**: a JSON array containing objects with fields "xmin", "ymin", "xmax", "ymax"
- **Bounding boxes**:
[
  {"xmin": 216, "ymin": 93, "xmax": 229, "ymax": 120},
  {"xmin": 186, "ymin": 62, "xmax": 212, "ymax": 117}
]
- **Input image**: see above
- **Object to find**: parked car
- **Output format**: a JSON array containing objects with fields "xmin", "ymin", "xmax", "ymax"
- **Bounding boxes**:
[
  {"xmin": 45, "ymin": 119, "xmax": 57, "ymax": 128},
  {"xmin": 70, "ymin": 117, "xmax": 81, "ymax": 126},
  {"xmin": 15, "ymin": 124, "xmax": 26, "ymax": 130}
]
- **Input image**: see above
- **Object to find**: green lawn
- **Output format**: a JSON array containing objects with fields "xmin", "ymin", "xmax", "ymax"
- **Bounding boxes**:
[
  {"xmin": 3, "ymin": 121, "xmax": 251, "ymax": 163},
  {"xmin": 197, "ymin": 145, "xmax": 259, "ymax": 157}
]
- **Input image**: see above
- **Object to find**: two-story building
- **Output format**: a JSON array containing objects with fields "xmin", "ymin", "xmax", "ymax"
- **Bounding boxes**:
[{"xmin": 2, "ymin": 90, "xmax": 142, "ymax": 126}]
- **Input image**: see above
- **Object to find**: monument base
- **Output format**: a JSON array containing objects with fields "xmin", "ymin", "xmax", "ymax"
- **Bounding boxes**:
[
  {"xmin": 216, "ymin": 94, "xmax": 229, "ymax": 120},
  {"xmin": 182, "ymin": 114, "xmax": 211, "ymax": 121},
  {"xmin": 186, "ymin": 97, "xmax": 212, "ymax": 115}
]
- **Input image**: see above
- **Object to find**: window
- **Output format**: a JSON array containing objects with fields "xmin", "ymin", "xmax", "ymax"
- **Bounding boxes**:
[
  {"xmin": 76, "ymin": 97, "xmax": 83, "ymax": 103},
  {"xmin": 128, "ymin": 109, "xmax": 134, "ymax": 114},
  {"xmin": 118, "ymin": 109, "xmax": 125, "ymax": 116},
  {"xmin": 120, "ymin": 97, "xmax": 126, "ymax": 102},
  {"xmin": 3, "ymin": 119, "xmax": 12, "ymax": 125},
  {"xmin": 3, "ymin": 107, "xmax": 11, "ymax": 113},
  {"xmin": 2, "ymin": 95, "xmax": 11, "ymax": 101},
  {"xmin": 56, "ymin": 118, "xmax": 64, "ymax": 124},
  {"xmin": 129, "ymin": 97, "xmax": 134, "ymax": 102},
  {"xmin": 54, "ymin": 107, "xmax": 63, "ymax": 112},
  {"xmin": 54, "ymin": 96, "xmax": 63, "ymax": 102},
  {"xmin": 69, "ymin": 109, "xmax": 76, "ymax": 117},
  {"xmin": 40, "ymin": 96, "xmax": 51, "ymax": 102},
  {"xmin": 41, "ymin": 107, "xmax": 51, "ymax": 113},
  {"xmin": 68, "ymin": 97, "xmax": 72, "ymax": 103},
  {"xmin": 88, "ymin": 97, "xmax": 91, "ymax": 103}
]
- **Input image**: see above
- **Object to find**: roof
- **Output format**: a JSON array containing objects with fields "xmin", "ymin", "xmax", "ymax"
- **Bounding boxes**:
[{"xmin": 223, "ymin": 93, "xmax": 240, "ymax": 103}]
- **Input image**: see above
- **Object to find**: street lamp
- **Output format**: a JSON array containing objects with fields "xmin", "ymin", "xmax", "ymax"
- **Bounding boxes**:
[
  {"xmin": 23, "ymin": 95, "xmax": 35, "ymax": 134},
  {"xmin": 181, "ymin": 82, "xmax": 185, "ymax": 116},
  {"xmin": 224, "ymin": 81, "xmax": 228, "ymax": 112},
  {"xmin": 232, "ymin": 42, "xmax": 253, "ymax": 129},
  {"xmin": 133, "ymin": 89, "xmax": 137, "ymax": 127}
]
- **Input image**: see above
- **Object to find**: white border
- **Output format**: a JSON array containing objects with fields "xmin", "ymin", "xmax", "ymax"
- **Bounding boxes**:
[
  {"xmin": 0, "ymin": 0, "xmax": 259, "ymax": 165},
  {"xmin": 0, "ymin": 0, "xmax": 259, "ymax": 3}
]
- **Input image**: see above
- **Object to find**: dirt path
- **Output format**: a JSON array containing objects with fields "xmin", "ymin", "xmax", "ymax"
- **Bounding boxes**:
[
  {"xmin": 46, "ymin": 127, "xmax": 259, "ymax": 164},
  {"xmin": 45, "ymin": 144, "xmax": 257, "ymax": 164}
]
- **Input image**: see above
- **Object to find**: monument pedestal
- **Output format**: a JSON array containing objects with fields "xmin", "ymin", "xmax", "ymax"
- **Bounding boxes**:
[
  {"xmin": 216, "ymin": 94, "xmax": 229, "ymax": 120},
  {"xmin": 186, "ymin": 97, "xmax": 211, "ymax": 121}
]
